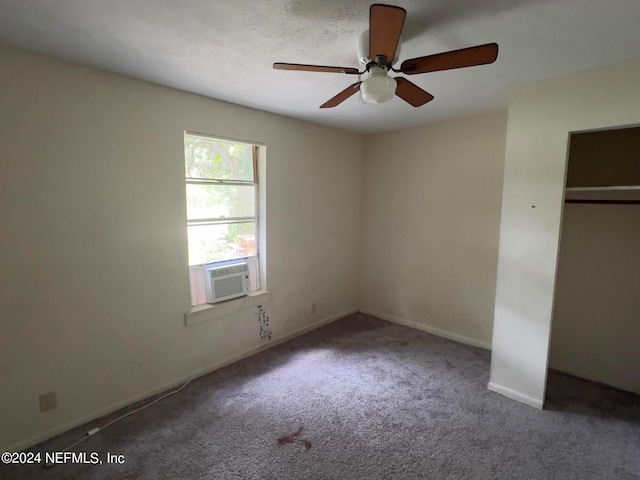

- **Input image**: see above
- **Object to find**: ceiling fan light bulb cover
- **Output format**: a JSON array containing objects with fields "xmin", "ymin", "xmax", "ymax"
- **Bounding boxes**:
[{"xmin": 361, "ymin": 76, "xmax": 397, "ymax": 104}]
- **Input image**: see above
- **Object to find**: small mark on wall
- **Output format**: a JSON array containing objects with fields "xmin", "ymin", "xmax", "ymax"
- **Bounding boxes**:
[{"xmin": 256, "ymin": 305, "xmax": 272, "ymax": 341}]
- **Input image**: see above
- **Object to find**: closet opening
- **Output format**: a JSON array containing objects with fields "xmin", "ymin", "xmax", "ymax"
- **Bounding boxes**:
[{"xmin": 549, "ymin": 124, "xmax": 640, "ymax": 399}]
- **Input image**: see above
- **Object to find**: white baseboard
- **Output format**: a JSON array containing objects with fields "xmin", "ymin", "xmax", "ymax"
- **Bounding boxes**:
[
  {"xmin": 487, "ymin": 382, "xmax": 544, "ymax": 409},
  {"xmin": 358, "ymin": 308, "xmax": 492, "ymax": 350},
  {"xmin": 6, "ymin": 307, "xmax": 356, "ymax": 453}
]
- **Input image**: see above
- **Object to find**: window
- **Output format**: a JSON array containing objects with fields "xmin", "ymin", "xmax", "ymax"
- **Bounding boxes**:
[{"xmin": 184, "ymin": 132, "xmax": 261, "ymax": 306}]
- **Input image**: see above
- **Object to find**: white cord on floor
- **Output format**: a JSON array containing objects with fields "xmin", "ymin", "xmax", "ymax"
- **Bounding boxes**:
[{"xmin": 45, "ymin": 375, "xmax": 197, "ymax": 467}]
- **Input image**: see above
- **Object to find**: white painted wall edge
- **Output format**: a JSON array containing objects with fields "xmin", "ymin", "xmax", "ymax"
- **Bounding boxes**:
[
  {"xmin": 487, "ymin": 382, "xmax": 544, "ymax": 410},
  {"xmin": 7, "ymin": 307, "xmax": 356, "ymax": 453},
  {"xmin": 357, "ymin": 308, "xmax": 492, "ymax": 350}
]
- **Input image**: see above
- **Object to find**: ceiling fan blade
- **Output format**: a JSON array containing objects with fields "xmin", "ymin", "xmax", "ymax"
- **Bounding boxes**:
[
  {"xmin": 320, "ymin": 82, "xmax": 362, "ymax": 108},
  {"xmin": 273, "ymin": 63, "xmax": 360, "ymax": 75},
  {"xmin": 400, "ymin": 43, "xmax": 499, "ymax": 75},
  {"xmin": 394, "ymin": 78, "xmax": 434, "ymax": 107},
  {"xmin": 369, "ymin": 4, "xmax": 406, "ymax": 64}
]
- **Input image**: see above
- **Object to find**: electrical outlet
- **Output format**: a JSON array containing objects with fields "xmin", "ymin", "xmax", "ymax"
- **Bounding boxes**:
[
  {"xmin": 39, "ymin": 391, "xmax": 57, "ymax": 412},
  {"xmin": 311, "ymin": 302, "xmax": 317, "ymax": 314}
]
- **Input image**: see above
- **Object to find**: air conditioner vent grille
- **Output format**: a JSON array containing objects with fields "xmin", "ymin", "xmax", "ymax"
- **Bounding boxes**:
[
  {"xmin": 214, "ymin": 275, "xmax": 243, "ymax": 298},
  {"xmin": 209, "ymin": 263, "xmax": 249, "ymax": 278}
]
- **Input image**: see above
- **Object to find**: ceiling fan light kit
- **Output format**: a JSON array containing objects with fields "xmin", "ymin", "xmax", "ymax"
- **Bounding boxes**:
[
  {"xmin": 274, "ymin": 4, "xmax": 499, "ymax": 109},
  {"xmin": 361, "ymin": 66, "xmax": 397, "ymax": 104}
]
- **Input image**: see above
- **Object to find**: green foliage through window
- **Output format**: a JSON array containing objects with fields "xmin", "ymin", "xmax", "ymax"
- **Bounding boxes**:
[
  {"xmin": 184, "ymin": 133, "xmax": 258, "ymax": 266},
  {"xmin": 185, "ymin": 134, "xmax": 254, "ymax": 182}
]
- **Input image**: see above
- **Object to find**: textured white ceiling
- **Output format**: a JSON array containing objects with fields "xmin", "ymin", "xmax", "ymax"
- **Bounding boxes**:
[{"xmin": 1, "ymin": 0, "xmax": 640, "ymax": 133}]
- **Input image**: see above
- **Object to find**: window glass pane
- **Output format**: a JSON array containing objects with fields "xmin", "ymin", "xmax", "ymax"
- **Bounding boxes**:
[
  {"xmin": 186, "ymin": 184, "xmax": 255, "ymax": 221},
  {"xmin": 184, "ymin": 133, "xmax": 254, "ymax": 182},
  {"xmin": 187, "ymin": 223, "xmax": 256, "ymax": 265}
]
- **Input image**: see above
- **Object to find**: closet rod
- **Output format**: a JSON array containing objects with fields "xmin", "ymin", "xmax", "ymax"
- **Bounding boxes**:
[{"xmin": 565, "ymin": 199, "xmax": 640, "ymax": 205}]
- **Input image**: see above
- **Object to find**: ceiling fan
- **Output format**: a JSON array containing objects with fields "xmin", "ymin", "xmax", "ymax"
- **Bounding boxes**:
[{"xmin": 273, "ymin": 4, "xmax": 498, "ymax": 109}]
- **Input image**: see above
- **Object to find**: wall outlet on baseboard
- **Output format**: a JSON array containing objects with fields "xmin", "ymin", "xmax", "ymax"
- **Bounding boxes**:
[
  {"xmin": 311, "ymin": 302, "xmax": 317, "ymax": 314},
  {"xmin": 39, "ymin": 391, "xmax": 57, "ymax": 412}
]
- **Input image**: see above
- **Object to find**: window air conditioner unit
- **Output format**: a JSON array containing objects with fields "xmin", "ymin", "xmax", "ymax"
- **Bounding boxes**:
[{"xmin": 205, "ymin": 261, "xmax": 250, "ymax": 304}]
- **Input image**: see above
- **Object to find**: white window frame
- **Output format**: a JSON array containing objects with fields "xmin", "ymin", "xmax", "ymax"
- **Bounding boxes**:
[{"xmin": 183, "ymin": 132, "xmax": 267, "ymax": 313}]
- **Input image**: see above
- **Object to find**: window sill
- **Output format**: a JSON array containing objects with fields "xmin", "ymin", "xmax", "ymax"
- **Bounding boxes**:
[{"xmin": 184, "ymin": 290, "xmax": 271, "ymax": 326}]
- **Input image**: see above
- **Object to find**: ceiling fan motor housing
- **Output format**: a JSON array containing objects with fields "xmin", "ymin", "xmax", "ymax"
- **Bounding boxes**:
[{"xmin": 357, "ymin": 30, "xmax": 402, "ymax": 67}]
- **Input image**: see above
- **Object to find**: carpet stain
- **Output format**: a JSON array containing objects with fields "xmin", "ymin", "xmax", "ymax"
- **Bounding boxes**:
[{"xmin": 277, "ymin": 426, "xmax": 312, "ymax": 450}]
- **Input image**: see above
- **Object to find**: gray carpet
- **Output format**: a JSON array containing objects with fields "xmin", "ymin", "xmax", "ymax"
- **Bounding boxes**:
[{"xmin": 3, "ymin": 313, "xmax": 640, "ymax": 479}]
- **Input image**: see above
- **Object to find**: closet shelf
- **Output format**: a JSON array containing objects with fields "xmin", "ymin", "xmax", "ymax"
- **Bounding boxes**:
[
  {"xmin": 564, "ymin": 185, "xmax": 640, "ymax": 205},
  {"xmin": 565, "ymin": 185, "xmax": 640, "ymax": 191},
  {"xmin": 565, "ymin": 199, "xmax": 640, "ymax": 205}
]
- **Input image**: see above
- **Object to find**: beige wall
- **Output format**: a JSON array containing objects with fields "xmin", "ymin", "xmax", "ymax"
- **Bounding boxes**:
[
  {"xmin": 0, "ymin": 44, "xmax": 364, "ymax": 451},
  {"xmin": 358, "ymin": 112, "xmax": 508, "ymax": 348},
  {"xmin": 490, "ymin": 58, "xmax": 640, "ymax": 408}
]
